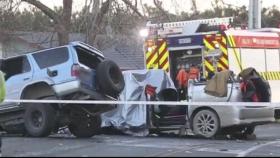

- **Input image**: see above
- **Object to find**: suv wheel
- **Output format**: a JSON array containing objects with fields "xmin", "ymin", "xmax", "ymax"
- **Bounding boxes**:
[
  {"xmin": 24, "ymin": 99, "xmax": 57, "ymax": 137},
  {"xmin": 96, "ymin": 60, "xmax": 125, "ymax": 97}
]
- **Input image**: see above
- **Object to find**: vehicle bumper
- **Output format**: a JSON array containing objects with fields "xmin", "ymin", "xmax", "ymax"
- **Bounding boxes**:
[
  {"xmin": 52, "ymin": 80, "xmax": 113, "ymax": 101},
  {"xmin": 189, "ymin": 104, "xmax": 275, "ymax": 128},
  {"xmin": 216, "ymin": 105, "xmax": 275, "ymax": 128},
  {"xmin": 52, "ymin": 80, "xmax": 96, "ymax": 96}
]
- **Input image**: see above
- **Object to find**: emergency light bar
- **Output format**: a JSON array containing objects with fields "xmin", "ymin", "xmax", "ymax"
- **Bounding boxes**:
[
  {"xmin": 145, "ymin": 17, "xmax": 234, "ymax": 36},
  {"xmin": 146, "ymin": 17, "xmax": 233, "ymax": 29}
]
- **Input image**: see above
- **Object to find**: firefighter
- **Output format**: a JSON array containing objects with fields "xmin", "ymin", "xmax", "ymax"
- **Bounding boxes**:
[
  {"xmin": 0, "ymin": 71, "xmax": 5, "ymax": 103},
  {"xmin": 0, "ymin": 70, "xmax": 5, "ymax": 156},
  {"xmin": 189, "ymin": 64, "xmax": 200, "ymax": 81},
  {"xmin": 240, "ymin": 79, "xmax": 259, "ymax": 102},
  {"xmin": 0, "ymin": 59, "xmax": 5, "ymax": 155},
  {"xmin": 176, "ymin": 64, "xmax": 188, "ymax": 100},
  {"xmin": 238, "ymin": 68, "xmax": 264, "ymax": 102}
]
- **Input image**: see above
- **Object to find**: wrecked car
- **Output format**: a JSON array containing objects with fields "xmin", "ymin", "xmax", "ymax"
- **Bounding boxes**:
[
  {"xmin": 187, "ymin": 68, "xmax": 274, "ymax": 138},
  {"xmin": 0, "ymin": 41, "xmax": 125, "ymax": 138},
  {"xmin": 102, "ymin": 68, "xmax": 275, "ymax": 139}
]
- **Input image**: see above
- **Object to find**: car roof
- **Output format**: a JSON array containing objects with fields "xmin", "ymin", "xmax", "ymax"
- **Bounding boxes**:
[
  {"xmin": 1, "ymin": 41, "xmax": 105, "ymax": 60},
  {"xmin": 70, "ymin": 41, "xmax": 105, "ymax": 59},
  {"xmin": 1, "ymin": 54, "xmax": 28, "ymax": 60}
]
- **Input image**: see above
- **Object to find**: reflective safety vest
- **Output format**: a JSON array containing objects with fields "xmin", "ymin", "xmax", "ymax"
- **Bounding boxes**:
[{"xmin": 0, "ymin": 71, "xmax": 6, "ymax": 103}]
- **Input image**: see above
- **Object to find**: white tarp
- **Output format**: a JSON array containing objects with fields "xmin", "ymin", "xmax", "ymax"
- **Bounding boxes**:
[{"xmin": 101, "ymin": 69, "xmax": 176, "ymax": 136}]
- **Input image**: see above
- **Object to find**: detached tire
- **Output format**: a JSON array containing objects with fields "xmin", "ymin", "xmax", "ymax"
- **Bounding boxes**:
[
  {"xmin": 68, "ymin": 116, "xmax": 101, "ymax": 138},
  {"xmin": 24, "ymin": 103, "xmax": 56, "ymax": 137},
  {"xmin": 96, "ymin": 60, "xmax": 125, "ymax": 97}
]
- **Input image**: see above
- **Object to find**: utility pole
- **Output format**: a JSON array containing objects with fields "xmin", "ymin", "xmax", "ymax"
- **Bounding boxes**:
[{"xmin": 249, "ymin": 0, "xmax": 262, "ymax": 29}]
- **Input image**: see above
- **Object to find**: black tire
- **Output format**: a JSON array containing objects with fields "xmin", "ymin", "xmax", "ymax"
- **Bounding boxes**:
[
  {"xmin": 24, "ymin": 103, "xmax": 57, "ymax": 137},
  {"xmin": 192, "ymin": 109, "xmax": 220, "ymax": 138},
  {"xmin": 68, "ymin": 116, "xmax": 101, "ymax": 138},
  {"xmin": 96, "ymin": 60, "xmax": 125, "ymax": 97}
]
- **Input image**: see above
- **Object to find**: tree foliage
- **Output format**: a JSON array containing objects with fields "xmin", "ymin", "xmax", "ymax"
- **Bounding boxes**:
[{"xmin": 0, "ymin": 0, "xmax": 279, "ymax": 46}]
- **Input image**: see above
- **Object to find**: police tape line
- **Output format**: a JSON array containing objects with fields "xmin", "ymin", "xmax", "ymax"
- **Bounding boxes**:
[{"xmin": 3, "ymin": 99, "xmax": 280, "ymax": 108}]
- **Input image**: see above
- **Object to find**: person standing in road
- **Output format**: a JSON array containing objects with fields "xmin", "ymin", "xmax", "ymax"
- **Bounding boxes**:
[
  {"xmin": 0, "ymin": 71, "xmax": 5, "ymax": 103},
  {"xmin": 189, "ymin": 64, "xmax": 200, "ymax": 81},
  {"xmin": 176, "ymin": 64, "xmax": 189, "ymax": 100},
  {"xmin": 0, "ymin": 70, "xmax": 6, "ymax": 157}
]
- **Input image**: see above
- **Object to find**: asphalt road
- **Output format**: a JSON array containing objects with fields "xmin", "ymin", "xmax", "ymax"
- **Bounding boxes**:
[{"xmin": 2, "ymin": 124, "xmax": 280, "ymax": 157}]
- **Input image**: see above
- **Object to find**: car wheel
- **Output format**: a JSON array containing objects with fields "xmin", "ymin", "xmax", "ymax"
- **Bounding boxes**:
[
  {"xmin": 192, "ymin": 109, "xmax": 220, "ymax": 138},
  {"xmin": 68, "ymin": 115, "xmax": 101, "ymax": 138},
  {"xmin": 24, "ymin": 102, "xmax": 57, "ymax": 137},
  {"xmin": 96, "ymin": 60, "xmax": 125, "ymax": 97}
]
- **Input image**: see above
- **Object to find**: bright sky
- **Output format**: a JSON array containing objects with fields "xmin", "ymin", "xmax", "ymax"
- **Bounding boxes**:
[{"xmin": 29, "ymin": 0, "xmax": 280, "ymax": 14}]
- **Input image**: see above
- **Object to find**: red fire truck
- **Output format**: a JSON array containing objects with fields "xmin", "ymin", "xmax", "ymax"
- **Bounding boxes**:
[{"xmin": 141, "ymin": 17, "xmax": 280, "ymax": 102}]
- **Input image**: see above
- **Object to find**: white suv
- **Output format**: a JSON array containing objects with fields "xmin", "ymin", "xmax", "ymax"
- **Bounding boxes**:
[{"xmin": 0, "ymin": 41, "xmax": 125, "ymax": 138}]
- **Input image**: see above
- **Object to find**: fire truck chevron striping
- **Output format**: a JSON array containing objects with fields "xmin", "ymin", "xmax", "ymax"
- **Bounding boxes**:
[
  {"xmin": 227, "ymin": 35, "xmax": 243, "ymax": 71},
  {"xmin": 145, "ymin": 39, "xmax": 170, "ymax": 71},
  {"xmin": 260, "ymin": 72, "xmax": 280, "ymax": 80},
  {"xmin": 203, "ymin": 34, "xmax": 229, "ymax": 72}
]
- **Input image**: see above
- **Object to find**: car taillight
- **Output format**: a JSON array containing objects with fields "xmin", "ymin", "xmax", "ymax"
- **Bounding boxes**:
[{"xmin": 71, "ymin": 64, "xmax": 80, "ymax": 77}]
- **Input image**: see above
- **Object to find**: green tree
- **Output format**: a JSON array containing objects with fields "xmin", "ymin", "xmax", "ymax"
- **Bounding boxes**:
[
  {"xmin": 21, "ymin": 0, "xmax": 73, "ymax": 45},
  {"xmin": 262, "ymin": 5, "xmax": 280, "ymax": 28}
]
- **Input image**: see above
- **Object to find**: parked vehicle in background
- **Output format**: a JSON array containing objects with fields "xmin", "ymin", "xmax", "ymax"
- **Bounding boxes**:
[{"xmin": 0, "ymin": 41, "xmax": 125, "ymax": 138}]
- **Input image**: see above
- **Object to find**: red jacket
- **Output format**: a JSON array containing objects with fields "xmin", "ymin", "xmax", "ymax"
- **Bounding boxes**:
[
  {"xmin": 189, "ymin": 67, "xmax": 200, "ymax": 80},
  {"xmin": 240, "ymin": 80, "xmax": 260, "ymax": 102},
  {"xmin": 176, "ymin": 69, "xmax": 189, "ymax": 88}
]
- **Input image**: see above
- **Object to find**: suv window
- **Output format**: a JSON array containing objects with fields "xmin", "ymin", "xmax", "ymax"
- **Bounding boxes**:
[
  {"xmin": 23, "ymin": 57, "xmax": 31, "ymax": 73},
  {"xmin": 1, "ymin": 56, "xmax": 31, "ymax": 80},
  {"xmin": 32, "ymin": 47, "xmax": 69, "ymax": 69},
  {"xmin": 75, "ymin": 46, "xmax": 102, "ymax": 69}
]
